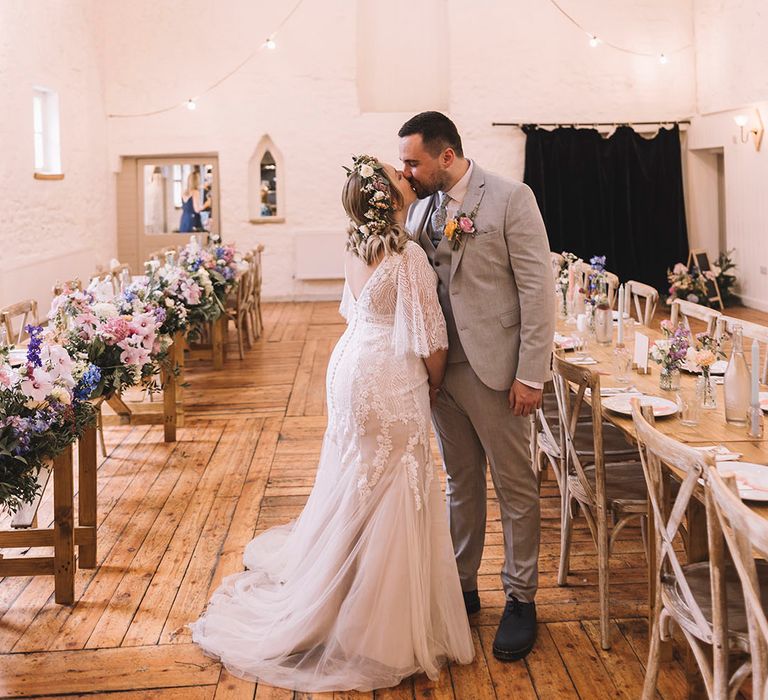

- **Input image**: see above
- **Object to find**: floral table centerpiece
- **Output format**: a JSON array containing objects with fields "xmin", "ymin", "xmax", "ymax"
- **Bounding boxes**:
[
  {"xmin": 650, "ymin": 321, "xmax": 691, "ymax": 390},
  {"xmin": 48, "ymin": 281, "xmax": 169, "ymax": 399},
  {"xmin": 0, "ymin": 329, "xmax": 96, "ymax": 513},
  {"xmin": 685, "ymin": 331, "xmax": 724, "ymax": 409}
]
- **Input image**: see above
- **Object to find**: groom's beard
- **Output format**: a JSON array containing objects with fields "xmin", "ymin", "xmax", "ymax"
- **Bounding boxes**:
[{"xmin": 408, "ymin": 179, "xmax": 438, "ymax": 199}]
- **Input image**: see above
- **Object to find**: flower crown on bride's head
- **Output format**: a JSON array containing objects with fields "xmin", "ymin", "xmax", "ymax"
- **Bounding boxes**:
[{"xmin": 343, "ymin": 154, "xmax": 393, "ymax": 239}]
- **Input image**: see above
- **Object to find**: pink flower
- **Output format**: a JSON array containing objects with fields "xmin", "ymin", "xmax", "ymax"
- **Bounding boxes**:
[
  {"xmin": 181, "ymin": 280, "xmax": 202, "ymax": 305},
  {"xmin": 0, "ymin": 365, "xmax": 19, "ymax": 389},
  {"xmin": 673, "ymin": 263, "xmax": 687, "ymax": 275},
  {"xmin": 20, "ymin": 367, "xmax": 54, "ymax": 402},
  {"xmin": 458, "ymin": 216, "xmax": 474, "ymax": 234},
  {"xmin": 103, "ymin": 317, "xmax": 133, "ymax": 344}
]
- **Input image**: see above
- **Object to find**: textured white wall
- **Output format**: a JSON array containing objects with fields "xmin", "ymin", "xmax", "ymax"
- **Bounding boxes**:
[
  {"xmin": 688, "ymin": 0, "xmax": 768, "ymax": 310},
  {"xmin": 0, "ymin": 0, "xmax": 114, "ymax": 312},
  {"xmin": 100, "ymin": 0, "xmax": 696, "ymax": 300}
]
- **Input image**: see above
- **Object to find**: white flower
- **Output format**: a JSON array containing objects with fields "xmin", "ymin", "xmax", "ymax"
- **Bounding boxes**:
[
  {"xmin": 20, "ymin": 367, "xmax": 54, "ymax": 402},
  {"xmin": 50, "ymin": 387, "xmax": 72, "ymax": 405},
  {"xmin": 165, "ymin": 298, "xmax": 174, "ymax": 308},
  {"xmin": 92, "ymin": 302, "xmax": 118, "ymax": 319},
  {"xmin": 359, "ymin": 164, "xmax": 374, "ymax": 178},
  {"xmin": 373, "ymin": 190, "xmax": 385, "ymax": 201},
  {"xmin": 358, "ymin": 224, "xmax": 370, "ymax": 236}
]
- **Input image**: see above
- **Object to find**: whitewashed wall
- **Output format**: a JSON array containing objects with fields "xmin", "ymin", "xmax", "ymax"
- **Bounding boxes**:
[
  {"xmin": 100, "ymin": 0, "xmax": 696, "ymax": 301},
  {"xmin": 0, "ymin": 0, "xmax": 114, "ymax": 312},
  {"xmin": 687, "ymin": 0, "xmax": 768, "ymax": 311}
]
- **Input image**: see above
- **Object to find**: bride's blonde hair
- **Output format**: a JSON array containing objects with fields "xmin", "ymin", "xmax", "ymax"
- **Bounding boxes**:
[{"xmin": 341, "ymin": 156, "xmax": 409, "ymax": 265}]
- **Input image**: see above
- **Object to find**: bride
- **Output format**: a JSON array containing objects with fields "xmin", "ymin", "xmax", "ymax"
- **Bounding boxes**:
[{"xmin": 190, "ymin": 155, "xmax": 474, "ymax": 692}]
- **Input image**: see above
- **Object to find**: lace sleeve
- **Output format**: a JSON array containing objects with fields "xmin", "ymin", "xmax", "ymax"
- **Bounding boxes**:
[{"xmin": 392, "ymin": 243, "xmax": 448, "ymax": 357}]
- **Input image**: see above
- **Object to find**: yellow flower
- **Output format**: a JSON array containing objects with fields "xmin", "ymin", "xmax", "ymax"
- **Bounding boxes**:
[{"xmin": 444, "ymin": 219, "xmax": 458, "ymax": 240}]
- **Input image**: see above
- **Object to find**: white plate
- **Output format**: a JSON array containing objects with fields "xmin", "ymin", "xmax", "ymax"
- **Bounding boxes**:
[
  {"xmin": 716, "ymin": 461, "xmax": 768, "ymax": 502},
  {"xmin": 602, "ymin": 394, "xmax": 678, "ymax": 417},
  {"xmin": 760, "ymin": 391, "xmax": 768, "ymax": 413},
  {"xmin": 681, "ymin": 359, "xmax": 727, "ymax": 375}
]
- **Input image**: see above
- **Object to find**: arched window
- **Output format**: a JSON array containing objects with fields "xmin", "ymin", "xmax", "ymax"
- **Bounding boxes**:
[{"xmin": 249, "ymin": 135, "xmax": 284, "ymax": 223}]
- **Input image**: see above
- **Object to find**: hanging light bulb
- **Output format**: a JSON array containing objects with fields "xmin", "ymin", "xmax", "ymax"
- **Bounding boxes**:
[
  {"xmin": 659, "ymin": 53, "xmax": 668, "ymax": 64},
  {"xmin": 589, "ymin": 35, "xmax": 600, "ymax": 48},
  {"xmin": 186, "ymin": 98, "xmax": 197, "ymax": 111},
  {"xmin": 265, "ymin": 36, "xmax": 276, "ymax": 50}
]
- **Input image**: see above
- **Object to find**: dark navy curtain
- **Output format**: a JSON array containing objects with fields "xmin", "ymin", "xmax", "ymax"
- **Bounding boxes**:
[{"xmin": 523, "ymin": 124, "xmax": 688, "ymax": 291}]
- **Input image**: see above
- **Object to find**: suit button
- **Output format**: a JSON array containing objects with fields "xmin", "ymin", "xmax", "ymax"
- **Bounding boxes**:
[{"xmin": 435, "ymin": 261, "xmax": 441, "ymax": 267}]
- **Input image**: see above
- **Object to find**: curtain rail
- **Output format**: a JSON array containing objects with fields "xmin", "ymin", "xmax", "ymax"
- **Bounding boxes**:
[{"xmin": 492, "ymin": 120, "xmax": 691, "ymax": 128}]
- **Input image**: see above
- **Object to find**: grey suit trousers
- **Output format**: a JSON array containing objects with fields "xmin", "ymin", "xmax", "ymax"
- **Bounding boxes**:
[{"xmin": 432, "ymin": 361, "xmax": 539, "ymax": 603}]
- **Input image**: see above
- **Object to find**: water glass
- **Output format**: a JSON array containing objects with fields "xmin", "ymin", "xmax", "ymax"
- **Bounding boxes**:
[
  {"xmin": 677, "ymin": 386, "xmax": 701, "ymax": 427},
  {"xmin": 613, "ymin": 344, "xmax": 632, "ymax": 383}
]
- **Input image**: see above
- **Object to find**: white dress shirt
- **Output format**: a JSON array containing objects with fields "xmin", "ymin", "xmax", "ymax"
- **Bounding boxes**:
[{"xmin": 439, "ymin": 161, "xmax": 543, "ymax": 392}]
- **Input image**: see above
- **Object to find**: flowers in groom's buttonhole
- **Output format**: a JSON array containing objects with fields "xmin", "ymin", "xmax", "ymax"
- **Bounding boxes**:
[{"xmin": 443, "ymin": 194, "xmax": 485, "ymax": 251}]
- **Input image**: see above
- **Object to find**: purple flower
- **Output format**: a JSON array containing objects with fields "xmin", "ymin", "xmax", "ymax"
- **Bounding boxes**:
[
  {"xmin": 590, "ymin": 255, "xmax": 606, "ymax": 272},
  {"xmin": 25, "ymin": 325, "xmax": 44, "ymax": 367}
]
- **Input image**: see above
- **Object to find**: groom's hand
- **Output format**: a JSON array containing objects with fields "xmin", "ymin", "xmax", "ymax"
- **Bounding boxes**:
[{"xmin": 509, "ymin": 380, "xmax": 542, "ymax": 417}]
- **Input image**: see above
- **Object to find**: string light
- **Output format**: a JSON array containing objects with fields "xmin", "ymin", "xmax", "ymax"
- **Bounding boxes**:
[
  {"xmin": 549, "ymin": 0, "xmax": 690, "ymax": 61},
  {"xmin": 107, "ymin": 0, "xmax": 304, "ymax": 118}
]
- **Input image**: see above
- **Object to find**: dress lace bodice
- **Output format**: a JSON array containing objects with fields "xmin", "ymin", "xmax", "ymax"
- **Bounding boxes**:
[{"xmin": 339, "ymin": 241, "xmax": 448, "ymax": 357}]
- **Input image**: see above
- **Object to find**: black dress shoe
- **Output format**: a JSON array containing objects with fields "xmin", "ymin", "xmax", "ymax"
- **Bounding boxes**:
[
  {"xmin": 493, "ymin": 597, "xmax": 537, "ymax": 661},
  {"xmin": 462, "ymin": 589, "xmax": 481, "ymax": 615}
]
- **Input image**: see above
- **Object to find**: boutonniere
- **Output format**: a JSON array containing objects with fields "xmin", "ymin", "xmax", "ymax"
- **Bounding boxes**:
[{"xmin": 443, "ymin": 193, "xmax": 484, "ymax": 251}]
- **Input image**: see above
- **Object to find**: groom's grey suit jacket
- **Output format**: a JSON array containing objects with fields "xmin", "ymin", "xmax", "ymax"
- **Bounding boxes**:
[{"xmin": 407, "ymin": 163, "xmax": 555, "ymax": 392}]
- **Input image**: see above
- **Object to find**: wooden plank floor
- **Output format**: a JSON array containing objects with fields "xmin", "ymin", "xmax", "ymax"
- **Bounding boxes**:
[{"xmin": 1, "ymin": 301, "xmax": 765, "ymax": 699}]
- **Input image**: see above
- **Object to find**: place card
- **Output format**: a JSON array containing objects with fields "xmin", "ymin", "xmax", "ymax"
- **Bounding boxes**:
[{"xmin": 633, "ymin": 332, "xmax": 650, "ymax": 373}]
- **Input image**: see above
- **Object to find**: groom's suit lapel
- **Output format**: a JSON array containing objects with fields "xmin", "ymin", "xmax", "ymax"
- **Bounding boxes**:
[
  {"xmin": 413, "ymin": 194, "xmax": 438, "ymax": 250},
  {"xmin": 450, "ymin": 165, "xmax": 486, "ymax": 282}
]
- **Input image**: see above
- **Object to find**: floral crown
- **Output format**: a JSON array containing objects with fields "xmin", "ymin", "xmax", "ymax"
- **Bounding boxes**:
[{"xmin": 343, "ymin": 154, "xmax": 392, "ymax": 238}]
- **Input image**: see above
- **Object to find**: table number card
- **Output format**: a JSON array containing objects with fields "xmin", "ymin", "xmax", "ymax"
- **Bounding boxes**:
[{"xmin": 633, "ymin": 332, "xmax": 650, "ymax": 373}]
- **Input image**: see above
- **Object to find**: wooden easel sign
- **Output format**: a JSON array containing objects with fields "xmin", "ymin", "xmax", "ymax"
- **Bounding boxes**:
[{"xmin": 687, "ymin": 248, "xmax": 724, "ymax": 310}]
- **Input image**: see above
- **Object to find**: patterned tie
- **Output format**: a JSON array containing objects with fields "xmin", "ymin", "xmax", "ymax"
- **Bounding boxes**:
[{"xmin": 430, "ymin": 192, "xmax": 449, "ymax": 248}]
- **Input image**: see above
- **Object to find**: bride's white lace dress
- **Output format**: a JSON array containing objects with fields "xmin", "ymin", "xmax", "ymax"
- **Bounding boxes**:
[{"xmin": 190, "ymin": 241, "xmax": 474, "ymax": 692}]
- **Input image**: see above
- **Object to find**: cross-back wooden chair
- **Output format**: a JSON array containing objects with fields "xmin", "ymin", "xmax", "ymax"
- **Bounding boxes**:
[
  {"xmin": 246, "ymin": 244, "xmax": 264, "ymax": 340},
  {"xmin": 631, "ymin": 400, "xmax": 756, "ymax": 700},
  {"xmin": 224, "ymin": 266, "xmax": 253, "ymax": 360},
  {"xmin": 670, "ymin": 298, "xmax": 721, "ymax": 336},
  {"xmin": 551, "ymin": 354, "xmax": 648, "ymax": 649},
  {"xmin": 706, "ymin": 468, "xmax": 768, "ymax": 700},
  {"xmin": 1, "ymin": 299, "xmax": 40, "ymax": 345},
  {"xmin": 111, "ymin": 263, "xmax": 132, "ymax": 292},
  {"xmin": 717, "ymin": 315, "xmax": 768, "ymax": 384},
  {"xmin": 52, "ymin": 279, "xmax": 83, "ymax": 297},
  {"xmin": 626, "ymin": 280, "xmax": 659, "ymax": 327},
  {"xmin": 550, "ymin": 251, "xmax": 565, "ymax": 280}
]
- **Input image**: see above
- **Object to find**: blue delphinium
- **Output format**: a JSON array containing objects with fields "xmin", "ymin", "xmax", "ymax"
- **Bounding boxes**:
[
  {"xmin": 25, "ymin": 325, "xmax": 44, "ymax": 367},
  {"xmin": 74, "ymin": 364, "xmax": 102, "ymax": 401}
]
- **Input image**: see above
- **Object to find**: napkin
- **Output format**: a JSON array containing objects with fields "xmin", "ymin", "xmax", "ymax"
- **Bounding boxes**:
[
  {"xmin": 570, "ymin": 357, "xmax": 598, "ymax": 365},
  {"xmin": 694, "ymin": 445, "xmax": 744, "ymax": 461}
]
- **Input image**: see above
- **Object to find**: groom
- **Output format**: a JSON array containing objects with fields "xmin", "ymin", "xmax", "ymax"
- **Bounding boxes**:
[{"xmin": 399, "ymin": 111, "xmax": 555, "ymax": 661}]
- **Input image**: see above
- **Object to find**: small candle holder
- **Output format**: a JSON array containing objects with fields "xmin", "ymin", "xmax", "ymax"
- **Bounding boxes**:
[
  {"xmin": 747, "ymin": 405, "xmax": 764, "ymax": 438},
  {"xmin": 613, "ymin": 343, "xmax": 632, "ymax": 383}
]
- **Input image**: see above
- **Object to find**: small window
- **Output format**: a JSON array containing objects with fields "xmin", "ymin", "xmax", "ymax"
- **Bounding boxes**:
[
  {"xmin": 249, "ymin": 135, "xmax": 284, "ymax": 223},
  {"xmin": 32, "ymin": 87, "xmax": 62, "ymax": 177}
]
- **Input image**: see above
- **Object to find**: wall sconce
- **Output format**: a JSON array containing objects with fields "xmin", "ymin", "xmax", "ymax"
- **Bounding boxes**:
[{"xmin": 734, "ymin": 110, "xmax": 764, "ymax": 151}]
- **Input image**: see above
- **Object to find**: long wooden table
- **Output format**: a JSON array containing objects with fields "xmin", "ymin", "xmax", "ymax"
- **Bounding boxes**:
[{"xmin": 555, "ymin": 316, "xmax": 767, "ymax": 696}]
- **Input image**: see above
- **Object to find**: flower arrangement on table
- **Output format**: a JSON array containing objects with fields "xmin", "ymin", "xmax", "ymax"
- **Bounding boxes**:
[
  {"xmin": 650, "ymin": 321, "xmax": 691, "ymax": 390},
  {"xmin": 554, "ymin": 251, "xmax": 580, "ymax": 316},
  {"xmin": 586, "ymin": 255, "xmax": 610, "ymax": 307},
  {"xmin": 0, "ymin": 328, "xmax": 96, "ymax": 513},
  {"xmin": 684, "ymin": 331, "xmax": 725, "ymax": 408},
  {"xmin": 178, "ymin": 240, "xmax": 245, "ymax": 303},
  {"xmin": 665, "ymin": 250, "xmax": 738, "ymax": 307},
  {"xmin": 48, "ymin": 280, "xmax": 169, "ymax": 400}
]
